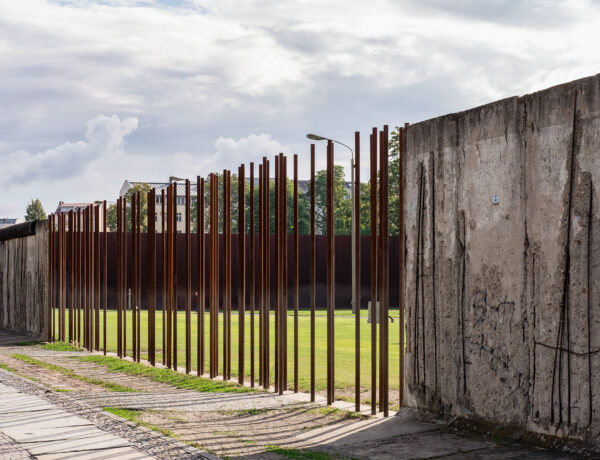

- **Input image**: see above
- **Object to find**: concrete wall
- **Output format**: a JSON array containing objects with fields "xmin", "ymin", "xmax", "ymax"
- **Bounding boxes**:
[
  {"xmin": 403, "ymin": 73, "xmax": 600, "ymax": 442},
  {"xmin": 0, "ymin": 220, "xmax": 49, "ymax": 338}
]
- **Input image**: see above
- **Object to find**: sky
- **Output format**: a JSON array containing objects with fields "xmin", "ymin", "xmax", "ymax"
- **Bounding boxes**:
[{"xmin": 1, "ymin": 0, "xmax": 599, "ymax": 217}]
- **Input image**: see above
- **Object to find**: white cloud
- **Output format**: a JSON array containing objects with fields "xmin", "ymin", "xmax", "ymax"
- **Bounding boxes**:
[
  {"xmin": 1, "ymin": 0, "xmax": 600, "ymax": 216},
  {"xmin": 2, "ymin": 115, "xmax": 137, "ymax": 188}
]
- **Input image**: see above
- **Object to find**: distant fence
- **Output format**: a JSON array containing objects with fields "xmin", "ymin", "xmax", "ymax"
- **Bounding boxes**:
[
  {"xmin": 48, "ymin": 124, "xmax": 405, "ymax": 417},
  {"xmin": 50, "ymin": 234, "xmax": 401, "ymax": 309}
]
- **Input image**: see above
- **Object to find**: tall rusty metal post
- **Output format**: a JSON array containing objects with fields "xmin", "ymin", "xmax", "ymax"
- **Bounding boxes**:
[
  {"xmin": 326, "ymin": 140, "xmax": 335, "ymax": 405},
  {"xmin": 103, "ymin": 200, "xmax": 108, "ymax": 355},
  {"xmin": 274, "ymin": 155, "xmax": 280, "ymax": 394},
  {"xmin": 209, "ymin": 174, "xmax": 219, "ymax": 378},
  {"xmin": 117, "ymin": 199, "xmax": 122, "ymax": 357},
  {"xmin": 370, "ymin": 127, "xmax": 378, "ymax": 415},
  {"xmin": 95, "ymin": 204, "xmax": 100, "ymax": 352},
  {"xmin": 198, "ymin": 176, "xmax": 205, "ymax": 376},
  {"xmin": 249, "ymin": 163, "xmax": 255, "ymax": 387},
  {"xmin": 354, "ymin": 131, "xmax": 361, "ymax": 412},
  {"xmin": 49, "ymin": 214, "xmax": 54, "ymax": 342},
  {"xmin": 310, "ymin": 144, "xmax": 316, "ymax": 401},
  {"xmin": 380, "ymin": 126, "xmax": 390, "ymax": 416},
  {"xmin": 161, "ymin": 189, "xmax": 166, "ymax": 365},
  {"xmin": 238, "ymin": 164, "xmax": 246, "ymax": 385},
  {"xmin": 122, "ymin": 199, "xmax": 128, "ymax": 358},
  {"xmin": 185, "ymin": 179, "xmax": 192, "ymax": 374},
  {"xmin": 293, "ymin": 154, "xmax": 299, "ymax": 393},
  {"xmin": 223, "ymin": 170, "xmax": 232, "ymax": 380},
  {"xmin": 258, "ymin": 164, "xmax": 264, "ymax": 387},
  {"xmin": 149, "ymin": 189, "xmax": 156, "ymax": 365},
  {"xmin": 166, "ymin": 185, "xmax": 173, "ymax": 368},
  {"xmin": 132, "ymin": 195, "xmax": 137, "ymax": 359}
]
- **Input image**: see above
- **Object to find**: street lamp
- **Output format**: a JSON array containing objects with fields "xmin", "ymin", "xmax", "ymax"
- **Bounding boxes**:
[{"xmin": 306, "ymin": 133, "xmax": 357, "ymax": 314}]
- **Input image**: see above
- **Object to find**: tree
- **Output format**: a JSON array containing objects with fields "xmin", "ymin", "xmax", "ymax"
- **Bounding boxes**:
[
  {"xmin": 25, "ymin": 198, "xmax": 46, "ymax": 221},
  {"xmin": 106, "ymin": 183, "xmax": 151, "ymax": 232},
  {"xmin": 387, "ymin": 126, "xmax": 402, "ymax": 236},
  {"xmin": 314, "ymin": 165, "xmax": 352, "ymax": 235}
]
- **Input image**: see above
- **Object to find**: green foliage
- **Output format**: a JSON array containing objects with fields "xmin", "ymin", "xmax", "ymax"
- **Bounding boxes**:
[
  {"xmin": 315, "ymin": 166, "xmax": 352, "ymax": 235},
  {"xmin": 106, "ymin": 182, "xmax": 151, "ymax": 232},
  {"xmin": 24, "ymin": 198, "xmax": 46, "ymax": 221}
]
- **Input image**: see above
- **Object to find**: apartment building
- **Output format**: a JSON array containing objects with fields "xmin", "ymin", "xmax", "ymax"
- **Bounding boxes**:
[{"xmin": 120, "ymin": 178, "xmax": 197, "ymax": 233}]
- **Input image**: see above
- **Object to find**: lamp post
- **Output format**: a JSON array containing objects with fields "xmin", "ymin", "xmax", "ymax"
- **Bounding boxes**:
[{"xmin": 306, "ymin": 134, "xmax": 357, "ymax": 314}]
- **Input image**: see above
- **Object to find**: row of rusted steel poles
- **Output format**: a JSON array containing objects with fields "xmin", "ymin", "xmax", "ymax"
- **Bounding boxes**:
[
  {"xmin": 47, "ymin": 124, "xmax": 404, "ymax": 416},
  {"xmin": 48, "ymin": 202, "xmax": 108, "ymax": 356}
]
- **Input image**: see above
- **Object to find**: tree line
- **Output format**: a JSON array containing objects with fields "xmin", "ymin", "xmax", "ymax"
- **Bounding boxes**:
[{"xmin": 107, "ymin": 127, "xmax": 403, "ymax": 236}]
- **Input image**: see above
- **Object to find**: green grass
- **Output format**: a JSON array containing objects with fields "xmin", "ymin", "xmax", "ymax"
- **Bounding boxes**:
[
  {"xmin": 55, "ymin": 309, "xmax": 403, "ymax": 396},
  {"xmin": 10, "ymin": 354, "xmax": 139, "ymax": 392},
  {"xmin": 265, "ymin": 445, "xmax": 344, "ymax": 460},
  {"xmin": 0, "ymin": 362, "xmax": 41, "ymax": 384},
  {"xmin": 41, "ymin": 341, "xmax": 83, "ymax": 351},
  {"xmin": 12, "ymin": 341, "xmax": 41, "ymax": 346},
  {"xmin": 103, "ymin": 407, "xmax": 209, "ymax": 452},
  {"xmin": 76, "ymin": 355, "xmax": 257, "ymax": 393}
]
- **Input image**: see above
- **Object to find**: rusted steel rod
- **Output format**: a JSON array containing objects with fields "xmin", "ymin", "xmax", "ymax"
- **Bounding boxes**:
[
  {"xmin": 135, "ymin": 192, "xmax": 142, "ymax": 363},
  {"xmin": 103, "ymin": 200, "xmax": 107, "ymax": 355},
  {"xmin": 172, "ymin": 184, "xmax": 178, "ymax": 370},
  {"xmin": 186, "ymin": 179, "xmax": 192, "ymax": 374},
  {"xmin": 148, "ymin": 189, "xmax": 156, "ymax": 365},
  {"xmin": 132, "ymin": 194, "xmax": 138, "ymax": 359},
  {"xmin": 370, "ymin": 128, "xmax": 378, "ymax": 415},
  {"xmin": 117, "ymin": 199, "xmax": 122, "ymax": 357},
  {"xmin": 293, "ymin": 153, "xmax": 299, "ymax": 393},
  {"xmin": 95, "ymin": 204, "xmax": 100, "ymax": 352},
  {"xmin": 209, "ymin": 174, "xmax": 219, "ymax": 378},
  {"xmin": 198, "ymin": 176, "xmax": 205, "ymax": 376},
  {"xmin": 354, "ymin": 131, "xmax": 361, "ymax": 412},
  {"xmin": 258, "ymin": 164, "xmax": 264, "ymax": 387},
  {"xmin": 326, "ymin": 140, "xmax": 335, "ymax": 405},
  {"xmin": 161, "ymin": 189, "xmax": 166, "ymax": 365},
  {"xmin": 264, "ymin": 158, "xmax": 271, "ymax": 390},
  {"xmin": 224, "ymin": 170, "xmax": 232, "ymax": 380},
  {"xmin": 166, "ymin": 185, "xmax": 173, "ymax": 368},
  {"xmin": 274, "ymin": 155, "xmax": 280, "ymax": 393},
  {"xmin": 380, "ymin": 126, "xmax": 390, "ymax": 416},
  {"xmin": 77, "ymin": 209, "xmax": 82, "ymax": 347},
  {"xmin": 249, "ymin": 163, "xmax": 255, "ymax": 387},
  {"xmin": 49, "ymin": 214, "xmax": 54, "ymax": 342},
  {"xmin": 68, "ymin": 210, "xmax": 73, "ymax": 343},
  {"xmin": 283, "ymin": 155, "xmax": 288, "ymax": 392},
  {"xmin": 238, "ymin": 164, "xmax": 246, "ymax": 385},
  {"xmin": 310, "ymin": 144, "xmax": 316, "ymax": 402},
  {"xmin": 122, "ymin": 198, "xmax": 127, "ymax": 357}
]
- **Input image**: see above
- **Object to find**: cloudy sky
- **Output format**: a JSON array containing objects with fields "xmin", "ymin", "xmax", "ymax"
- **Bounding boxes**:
[{"xmin": 1, "ymin": 0, "xmax": 599, "ymax": 217}]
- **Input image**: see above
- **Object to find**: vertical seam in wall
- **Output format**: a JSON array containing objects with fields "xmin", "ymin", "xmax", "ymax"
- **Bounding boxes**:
[
  {"xmin": 431, "ymin": 150, "xmax": 438, "ymax": 393},
  {"xmin": 587, "ymin": 177, "xmax": 593, "ymax": 427}
]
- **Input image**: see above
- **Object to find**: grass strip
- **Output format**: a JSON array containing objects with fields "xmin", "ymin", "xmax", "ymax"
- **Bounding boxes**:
[
  {"xmin": 76, "ymin": 355, "xmax": 258, "ymax": 393},
  {"xmin": 41, "ymin": 342, "xmax": 83, "ymax": 352},
  {"xmin": 265, "ymin": 445, "xmax": 347, "ymax": 460},
  {"xmin": 10, "ymin": 354, "xmax": 139, "ymax": 392},
  {"xmin": 0, "ymin": 362, "xmax": 72, "ymax": 392},
  {"xmin": 102, "ymin": 407, "xmax": 210, "ymax": 452}
]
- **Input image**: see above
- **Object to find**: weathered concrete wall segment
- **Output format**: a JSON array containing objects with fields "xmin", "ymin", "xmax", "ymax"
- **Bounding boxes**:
[
  {"xmin": 403, "ymin": 74, "xmax": 600, "ymax": 440},
  {"xmin": 0, "ymin": 220, "xmax": 49, "ymax": 338}
]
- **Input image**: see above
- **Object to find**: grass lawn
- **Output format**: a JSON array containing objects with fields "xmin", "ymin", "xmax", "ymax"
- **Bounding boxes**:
[{"xmin": 54, "ymin": 308, "xmax": 403, "ymax": 394}]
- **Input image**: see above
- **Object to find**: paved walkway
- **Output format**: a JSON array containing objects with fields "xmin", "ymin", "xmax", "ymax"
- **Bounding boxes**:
[{"xmin": 0, "ymin": 330, "xmax": 590, "ymax": 459}]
